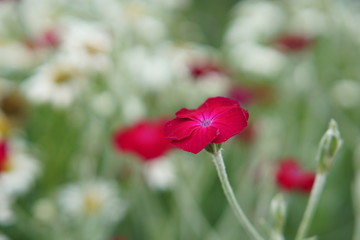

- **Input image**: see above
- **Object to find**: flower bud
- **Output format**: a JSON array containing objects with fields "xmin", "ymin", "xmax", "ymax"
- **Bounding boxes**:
[
  {"xmin": 270, "ymin": 193, "xmax": 287, "ymax": 234},
  {"xmin": 317, "ymin": 119, "xmax": 343, "ymax": 173}
]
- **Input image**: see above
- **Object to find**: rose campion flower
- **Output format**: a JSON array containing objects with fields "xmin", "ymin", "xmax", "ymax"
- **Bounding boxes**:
[
  {"xmin": 274, "ymin": 34, "xmax": 312, "ymax": 52},
  {"xmin": 276, "ymin": 158, "xmax": 315, "ymax": 193},
  {"xmin": 189, "ymin": 61, "xmax": 226, "ymax": 79},
  {"xmin": 113, "ymin": 119, "xmax": 172, "ymax": 161},
  {"xmin": 0, "ymin": 141, "xmax": 8, "ymax": 172},
  {"xmin": 164, "ymin": 96, "xmax": 249, "ymax": 154},
  {"xmin": 24, "ymin": 29, "xmax": 60, "ymax": 50},
  {"xmin": 228, "ymin": 85, "xmax": 273, "ymax": 106}
]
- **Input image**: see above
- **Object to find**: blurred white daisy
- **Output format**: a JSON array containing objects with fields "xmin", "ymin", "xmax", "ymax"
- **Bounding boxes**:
[
  {"xmin": 121, "ymin": 45, "xmax": 174, "ymax": 91},
  {"xmin": 0, "ymin": 140, "xmax": 40, "ymax": 197},
  {"xmin": 332, "ymin": 79, "xmax": 360, "ymax": 109},
  {"xmin": 119, "ymin": 2, "xmax": 166, "ymax": 43},
  {"xmin": 60, "ymin": 20, "xmax": 112, "ymax": 71},
  {"xmin": 32, "ymin": 198, "xmax": 57, "ymax": 224},
  {"xmin": 0, "ymin": 194, "xmax": 14, "ymax": 225},
  {"xmin": 229, "ymin": 43, "xmax": 286, "ymax": 78},
  {"xmin": 0, "ymin": 42, "xmax": 36, "ymax": 70},
  {"xmin": 143, "ymin": 157, "xmax": 176, "ymax": 190},
  {"xmin": 57, "ymin": 179, "xmax": 125, "ymax": 222},
  {"xmin": 225, "ymin": 1, "xmax": 284, "ymax": 44},
  {"xmin": 23, "ymin": 55, "xmax": 86, "ymax": 108}
]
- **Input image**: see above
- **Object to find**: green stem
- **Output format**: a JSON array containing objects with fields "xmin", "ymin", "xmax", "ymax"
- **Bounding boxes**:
[
  {"xmin": 295, "ymin": 173, "xmax": 327, "ymax": 240},
  {"xmin": 210, "ymin": 146, "xmax": 264, "ymax": 240}
]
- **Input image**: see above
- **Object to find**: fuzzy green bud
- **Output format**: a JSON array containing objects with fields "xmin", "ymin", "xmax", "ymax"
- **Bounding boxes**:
[
  {"xmin": 317, "ymin": 119, "xmax": 343, "ymax": 173},
  {"xmin": 270, "ymin": 194, "xmax": 287, "ymax": 235}
]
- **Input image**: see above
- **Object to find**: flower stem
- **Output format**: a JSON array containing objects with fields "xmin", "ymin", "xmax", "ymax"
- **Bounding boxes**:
[
  {"xmin": 295, "ymin": 173, "xmax": 327, "ymax": 240},
  {"xmin": 210, "ymin": 145, "xmax": 264, "ymax": 240}
]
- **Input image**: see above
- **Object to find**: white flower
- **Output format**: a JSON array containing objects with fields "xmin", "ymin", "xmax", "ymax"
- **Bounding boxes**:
[
  {"xmin": 57, "ymin": 180, "xmax": 125, "ymax": 222},
  {"xmin": 290, "ymin": 8, "xmax": 328, "ymax": 37},
  {"xmin": 225, "ymin": 1, "xmax": 284, "ymax": 44},
  {"xmin": 0, "ymin": 42, "xmax": 36, "ymax": 70},
  {"xmin": 60, "ymin": 20, "xmax": 112, "ymax": 71},
  {"xmin": 0, "ymin": 1, "xmax": 17, "ymax": 37},
  {"xmin": 32, "ymin": 198, "xmax": 57, "ymax": 223},
  {"xmin": 23, "ymin": 55, "xmax": 86, "ymax": 108},
  {"xmin": 21, "ymin": 0, "xmax": 61, "ymax": 35},
  {"xmin": 119, "ymin": 2, "xmax": 166, "ymax": 43},
  {"xmin": 332, "ymin": 79, "xmax": 360, "ymax": 108},
  {"xmin": 0, "ymin": 195, "xmax": 14, "ymax": 225},
  {"xmin": 0, "ymin": 142, "xmax": 40, "ymax": 197},
  {"xmin": 229, "ymin": 43, "xmax": 286, "ymax": 78},
  {"xmin": 122, "ymin": 46, "xmax": 174, "ymax": 91},
  {"xmin": 143, "ymin": 158, "xmax": 176, "ymax": 190}
]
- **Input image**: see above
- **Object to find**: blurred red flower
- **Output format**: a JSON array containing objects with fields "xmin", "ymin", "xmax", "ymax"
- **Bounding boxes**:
[
  {"xmin": 276, "ymin": 158, "xmax": 315, "ymax": 193},
  {"xmin": 113, "ymin": 119, "xmax": 172, "ymax": 161},
  {"xmin": 189, "ymin": 61, "xmax": 226, "ymax": 79},
  {"xmin": 24, "ymin": 29, "xmax": 60, "ymax": 50},
  {"xmin": 274, "ymin": 34, "xmax": 312, "ymax": 52},
  {"xmin": 0, "ymin": 141, "xmax": 8, "ymax": 172},
  {"xmin": 228, "ymin": 85, "xmax": 273, "ymax": 106},
  {"xmin": 237, "ymin": 122, "xmax": 256, "ymax": 144},
  {"xmin": 164, "ymin": 96, "xmax": 249, "ymax": 154}
]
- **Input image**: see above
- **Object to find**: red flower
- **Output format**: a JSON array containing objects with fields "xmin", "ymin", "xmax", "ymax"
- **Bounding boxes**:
[
  {"xmin": 228, "ymin": 85, "xmax": 273, "ymax": 106},
  {"xmin": 164, "ymin": 96, "xmax": 249, "ymax": 154},
  {"xmin": 113, "ymin": 119, "xmax": 172, "ymax": 161},
  {"xmin": 189, "ymin": 61, "xmax": 226, "ymax": 79},
  {"xmin": 24, "ymin": 29, "xmax": 60, "ymax": 50},
  {"xmin": 237, "ymin": 122, "xmax": 256, "ymax": 144},
  {"xmin": 274, "ymin": 34, "xmax": 312, "ymax": 52},
  {"xmin": 0, "ymin": 141, "xmax": 8, "ymax": 172},
  {"xmin": 276, "ymin": 158, "xmax": 315, "ymax": 193}
]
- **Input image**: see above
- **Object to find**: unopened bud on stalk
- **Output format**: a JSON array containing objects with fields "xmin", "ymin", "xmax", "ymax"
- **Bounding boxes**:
[
  {"xmin": 317, "ymin": 119, "xmax": 343, "ymax": 173},
  {"xmin": 270, "ymin": 193, "xmax": 287, "ymax": 236}
]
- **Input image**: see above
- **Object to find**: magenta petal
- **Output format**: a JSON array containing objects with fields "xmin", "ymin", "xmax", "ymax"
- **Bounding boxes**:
[
  {"xmin": 212, "ymin": 107, "xmax": 249, "ymax": 143},
  {"xmin": 198, "ymin": 96, "xmax": 239, "ymax": 110},
  {"xmin": 171, "ymin": 126, "xmax": 219, "ymax": 154},
  {"xmin": 164, "ymin": 118, "xmax": 199, "ymax": 140},
  {"xmin": 175, "ymin": 108, "xmax": 203, "ymax": 121},
  {"xmin": 175, "ymin": 97, "xmax": 240, "ymax": 121}
]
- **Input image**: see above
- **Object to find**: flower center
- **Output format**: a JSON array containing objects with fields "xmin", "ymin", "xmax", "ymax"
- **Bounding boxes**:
[
  {"xmin": 85, "ymin": 43, "xmax": 103, "ymax": 55},
  {"xmin": 53, "ymin": 70, "xmax": 73, "ymax": 84},
  {"xmin": 201, "ymin": 118, "xmax": 212, "ymax": 127},
  {"xmin": 83, "ymin": 192, "xmax": 102, "ymax": 215}
]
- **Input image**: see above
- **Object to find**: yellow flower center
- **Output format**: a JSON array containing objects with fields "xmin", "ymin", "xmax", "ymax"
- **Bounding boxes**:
[
  {"xmin": 125, "ymin": 3, "xmax": 146, "ymax": 21},
  {"xmin": 0, "ymin": 158, "xmax": 13, "ymax": 173},
  {"xmin": 53, "ymin": 70, "xmax": 74, "ymax": 84},
  {"xmin": 0, "ymin": 116, "xmax": 10, "ymax": 137},
  {"xmin": 85, "ymin": 43, "xmax": 103, "ymax": 55},
  {"xmin": 83, "ymin": 192, "xmax": 102, "ymax": 215}
]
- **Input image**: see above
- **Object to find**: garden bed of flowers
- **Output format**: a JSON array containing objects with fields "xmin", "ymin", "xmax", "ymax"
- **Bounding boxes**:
[{"xmin": 0, "ymin": 0, "xmax": 359, "ymax": 239}]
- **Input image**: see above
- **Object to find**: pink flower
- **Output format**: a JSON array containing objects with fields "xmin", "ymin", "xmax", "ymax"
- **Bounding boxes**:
[
  {"xmin": 237, "ymin": 122, "xmax": 256, "ymax": 145},
  {"xmin": 274, "ymin": 34, "xmax": 312, "ymax": 52},
  {"xmin": 189, "ymin": 61, "xmax": 226, "ymax": 79},
  {"xmin": 164, "ymin": 96, "xmax": 249, "ymax": 154},
  {"xmin": 0, "ymin": 141, "xmax": 8, "ymax": 172},
  {"xmin": 24, "ymin": 29, "xmax": 60, "ymax": 50},
  {"xmin": 113, "ymin": 119, "xmax": 172, "ymax": 162},
  {"xmin": 228, "ymin": 85, "xmax": 273, "ymax": 106},
  {"xmin": 276, "ymin": 158, "xmax": 315, "ymax": 193}
]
